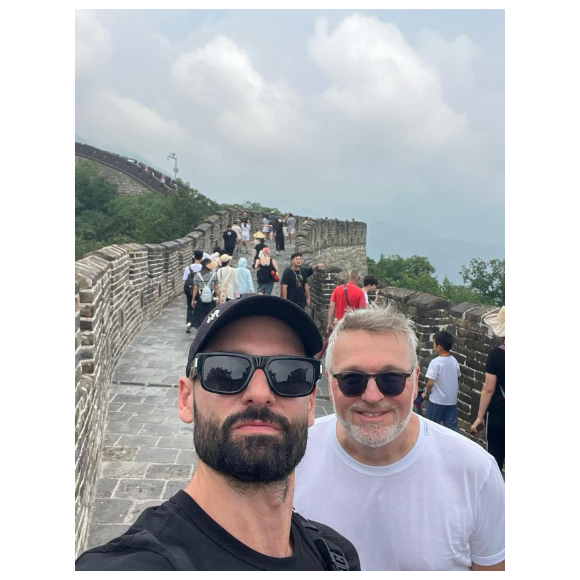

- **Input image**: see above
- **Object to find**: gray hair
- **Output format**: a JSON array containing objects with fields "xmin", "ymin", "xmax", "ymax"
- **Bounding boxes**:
[
  {"xmin": 324, "ymin": 303, "xmax": 418, "ymax": 374},
  {"xmin": 348, "ymin": 268, "xmax": 360, "ymax": 280}
]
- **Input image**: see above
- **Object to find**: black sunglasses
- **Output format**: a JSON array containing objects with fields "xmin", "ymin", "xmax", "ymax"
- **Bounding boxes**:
[
  {"xmin": 332, "ymin": 369, "xmax": 414, "ymax": 397},
  {"xmin": 192, "ymin": 352, "xmax": 322, "ymax": 398}
]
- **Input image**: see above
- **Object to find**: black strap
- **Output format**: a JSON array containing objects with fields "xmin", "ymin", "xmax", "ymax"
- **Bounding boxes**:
[
  {"xmin": 293, "ymin": 511, "xmax": 350, "ymax": 571},
  {"xmin": 343, "ymin": 285, "xmax": 351, "ymax": 308}
]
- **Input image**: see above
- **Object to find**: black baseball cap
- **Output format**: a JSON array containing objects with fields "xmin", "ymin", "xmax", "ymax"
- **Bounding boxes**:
[{"xmin": 185, "ymin": 294, "xmax": 323, "ymax": 376}]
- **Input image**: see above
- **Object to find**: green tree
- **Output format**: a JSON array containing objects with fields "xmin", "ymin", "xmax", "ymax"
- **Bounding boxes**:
[
  {"xmin": 439, "ymin": 276, "xmax": 489, "ymax": 305},
  {"xmin": 460, "ymin": 258, "xmax": 505, "ymax": 306},
  {"xmin": 75, "ymin": 160, "xmax": 223, "ymax": 260},
  {"xmin": 367, "ymin": 254, "xmax": 439, "ymax": 291}
]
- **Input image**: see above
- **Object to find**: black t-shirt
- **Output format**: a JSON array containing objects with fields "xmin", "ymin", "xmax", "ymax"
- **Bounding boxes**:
[
  {"xmin": 223, "ymin": 230, "xmax": 237, "ymax": 248},
  {"xmin": 253, "ymin": 242, "xmax": 267, "ymax": 265},
  {"xmin": 75, "ymin": 491, "xmax": 360, "ymax": 571},
  {"xmin": 302, "ymin": 267, "xmax": 313, "ymax": 279},
  {"xmin": 281, "ymin": 267, "xmax": 307, "ymax": 306},
  {"xmin": 256, "ymin": 258, "xmax": 274, "ymax": 284},
  {"xmin": 486, "ymin": 346, "xmax": 505, "ymax": 416}
]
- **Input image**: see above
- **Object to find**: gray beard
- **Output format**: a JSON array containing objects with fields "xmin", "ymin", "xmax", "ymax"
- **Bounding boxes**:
[{"xmin": 333, "ymin": 396, "xmax": 413, "ymax": 448}]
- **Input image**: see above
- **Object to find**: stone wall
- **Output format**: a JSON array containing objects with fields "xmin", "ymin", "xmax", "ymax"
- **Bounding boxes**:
[
  {"xmin": 75, "ymin": 142, "xmax": 174, "ymax": 196},
  {"xmin": 365, "ymin": 289, "xmax": 501, "ymax": 445},
  {"xmin": 295, "ymin": 218, "xmax": 367, "ymax": 334},
  {"xmin": 74, "ymin": 207, "xmax": 308, "ymax": 555}
]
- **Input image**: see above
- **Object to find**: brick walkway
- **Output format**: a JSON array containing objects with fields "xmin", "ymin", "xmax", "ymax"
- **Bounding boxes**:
[{"xmin": 86, "ymin": 238, "xmax": 334, "ymax": 550}]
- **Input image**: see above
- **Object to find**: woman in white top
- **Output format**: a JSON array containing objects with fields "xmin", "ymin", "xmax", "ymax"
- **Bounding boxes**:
[
  {"xmin": 216, "ymin": 254, "xmax": 239, "ymax": 303},
  {"xmin": 240, "ymin": 219, "xmax": 251, "ymax": 253}
]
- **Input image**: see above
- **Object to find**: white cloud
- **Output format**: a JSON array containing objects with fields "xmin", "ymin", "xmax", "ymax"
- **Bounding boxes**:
[
  {"xmin": 78, "ymin": 89, "xmax": 189, "ymax": 154},
  {"xmin": 171, "ymin": 36, "xmax": 303, "ymax": 152},
  {"xmin": 307, "ymin": 14, "xmax": 467, "ymax": 149},
  {"xmin": 415, "ymin": 30, "xmax": 479, "ymax": 102},
  {"xmin": 75, "ymin": 10, "xmax": 112, "ymax": 77}
]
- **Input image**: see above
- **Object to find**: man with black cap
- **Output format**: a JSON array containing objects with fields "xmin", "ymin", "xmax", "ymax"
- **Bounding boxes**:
[{"xmin": 76, "ymin": 294, "xmax": 360, "ymax": 571}]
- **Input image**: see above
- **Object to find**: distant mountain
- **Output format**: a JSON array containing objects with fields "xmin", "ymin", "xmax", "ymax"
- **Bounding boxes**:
[{"xmin": 367, "ymin": 221, "xmax": 504, "ymax": 284}]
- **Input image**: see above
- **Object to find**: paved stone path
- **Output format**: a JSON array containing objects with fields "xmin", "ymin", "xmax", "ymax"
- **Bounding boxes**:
[{"xmin": 86, "ymin": 238, "xmax": 334, "ymax": 550}]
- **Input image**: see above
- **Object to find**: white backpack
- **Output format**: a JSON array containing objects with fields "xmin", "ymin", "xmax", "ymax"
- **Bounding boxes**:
[{"xmin": 197, "ymin": 271, "xmax": 216, "ymax": 303}]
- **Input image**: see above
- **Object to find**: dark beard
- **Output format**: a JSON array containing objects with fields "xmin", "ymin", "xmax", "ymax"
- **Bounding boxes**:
[{"xmin": 193, "ymin": 403, "xmax": 308, "ymax": 487}]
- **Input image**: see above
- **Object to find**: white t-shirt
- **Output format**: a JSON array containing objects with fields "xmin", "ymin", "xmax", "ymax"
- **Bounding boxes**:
[
  {"xmin": 426, "ymin": 355, "xmax": 461, "ymax": 405},
  {"xmin": 182, "ymin": 263, "xmax": 202, "ymax": 280},
  {"xmin": 217, "ymin": 266, "xmax": 238, "ymax": 300},
  {"xmin": 241, "ymin": 223, "xmax": 251, "ymax": 240},
  {"xmin": 232, "ymin": 225, "xmax": 242, "ymax": 239},
  {"xmin": 293, "ymin": 414, "xmax": 505, "ymax": 571}
]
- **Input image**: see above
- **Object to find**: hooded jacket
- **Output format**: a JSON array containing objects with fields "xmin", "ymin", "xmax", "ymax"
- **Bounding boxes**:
[{"xmin": 235, "ymin": 258, "xmax": 254, "ymax": 295}]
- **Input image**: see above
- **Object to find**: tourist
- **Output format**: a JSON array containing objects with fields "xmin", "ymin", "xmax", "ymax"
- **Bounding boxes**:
[
  {"xmin": 262, "ymin": 215, "xmax": 271, "ymax": 241},
  {"xmin": 160, "ymin": 174, "xmax": 166, "ymax": 184},
  {"xmin": 293, "ymin": 305, "xmax": 505, "ymax": 571},
  {"xmin": 471, "ymin": 307, "xmax": 505, "ymax": 471},
  {"xmin": 273, "ymin": 217, "xmax": 285, "ymax": 255},
  {"xmin": 190, "ymin": 257, "xmax": 219, "ymax": 328},
  {"xmin": 183, "ymin": 250, "xmax": 203, "ymax": 333},
  {"xmin": 252, "ymin": 231, "xmax": 267, "ymax": 267},
  {"xmin": 362, "ymin": 275, "xmax": 379, "ymax": 305},
  {"xmin": 216, "ymin": 254, "xmax": 238, "ymax": 304},
  {"xmin": 255, "ymin": 247, "xmax": 278, "ymax": 296},
  {"xmin": 280, "ymin": 253, "xmax": 309, "ymax": 310},
  {"xmin": 231, "ymin": 221, "xmax": 242, "ymax": 257},
  {"xmin": 422, "ymin": 330, "xmax": 461, "ymax": 432},
  {"xmin": 240, "ymin": 219, "xmax": 251, "ymax": 253},
  {"xmin": 235, "ymin": 257, "xmax": 254, "ymax": 295},
  {"xmin": 326, "ymin": 269, "xmax": 366, "ymax": 335},
  {"xmin": 222, "ymin": 225, "xmax": 237, "ymax": 258},
  {"xmin": 76, "ymin": 295, "xmax": 360, "ymax": 571},
  {"xmin": 286, "ymin": 213, "xmax": 296, "ymax": 243}
]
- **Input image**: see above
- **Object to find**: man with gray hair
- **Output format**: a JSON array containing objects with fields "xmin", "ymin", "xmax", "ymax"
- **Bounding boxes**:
[
  {"xmin": 326, "ymin": 269, "xmax": 366, "ymax": 334},
  {"xmin": 293, "ymin": 304, "xmax": 505, "ymax": 571}
]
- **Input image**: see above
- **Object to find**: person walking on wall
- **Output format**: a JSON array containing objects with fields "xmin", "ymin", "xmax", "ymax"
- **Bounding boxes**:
[
  {"xmin": 222, "ymin": 225, "xmax": 238, "ymax": 258},
  {"xmin": 231, "ymin": 221, "xmax": 243, "ymax": 258},
  {"xmin": 471, "ymin": 307, "xmax": 505, "ymax": 471},
  {"xmin": 235, "ymin": 257, "xmax": 254, "ymax": 295},
  {"xmin": 255, "ymin": 247, "xmax": 279, "ymax": 296},
  {"xmin": 216, "ymin": 254, "xmax": 239, "ymax": 304},
  {"xmin": 240, "ymin": 219, "xmax": 251, "ymax": 253},
  {"xmin": 285, "ymin": 214, "xmax": 296, "ymax": 243},
  {"xmin": 280, "ymin": 253, "xmax": 310, "ymax": 310},
  {"xmin": 273, "ymin": 217, "xmax": 285, "ymax": 255},
  {"xmin": 190, "ymin": 258, "xmax": 220, "ymax": 328},
  {"xmin": 326, "ymin": 269, "xmax": 366, "ymax": 335},
  {"xmin": 252, "ymin": 231, "xmax": 267, "ymax": 267},
  {"xmin": 422, "ymin": 330, "xmax": 461, "ymax": 432},
  {"xmin": 183, "ymin": 250, "xmax": 204, "ymax": 333}
]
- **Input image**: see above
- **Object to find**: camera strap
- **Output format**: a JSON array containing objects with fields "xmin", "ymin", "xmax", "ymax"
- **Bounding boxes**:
[{"xmin": 292, "ymin": 510, "xmax": 350, "ymax": 571}]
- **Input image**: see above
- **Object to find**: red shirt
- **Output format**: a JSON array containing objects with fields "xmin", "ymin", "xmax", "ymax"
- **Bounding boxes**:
[{"xmin": 330, "ymin": 282, "xmax": 367, "ymax": 321}]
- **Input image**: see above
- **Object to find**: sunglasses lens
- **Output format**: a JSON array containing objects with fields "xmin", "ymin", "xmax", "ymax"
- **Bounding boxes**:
[
  {"xmin": 336, "ymin": 373, "xmax": 367, "ymax": 397},
  {"xmin": 376, "ymin": 373, "xmax": 408, "ymax": 396},
  {"xmin": 268, "ymin": 359, "xmax": 316, "ymax": 396},
  {"xmin": 202, "ymin": 355, "xmax": 251, "ymax": 393}
]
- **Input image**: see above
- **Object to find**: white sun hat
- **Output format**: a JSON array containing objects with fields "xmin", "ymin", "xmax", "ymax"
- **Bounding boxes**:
[{"xmin": 483, "ymin": 306, "xmax": 505, "ymax": 338}]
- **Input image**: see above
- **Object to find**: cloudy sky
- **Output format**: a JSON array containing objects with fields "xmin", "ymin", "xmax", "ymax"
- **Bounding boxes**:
[{"xmin": 76, "ymin": 9, "xmax": 504, "ymax": 281}]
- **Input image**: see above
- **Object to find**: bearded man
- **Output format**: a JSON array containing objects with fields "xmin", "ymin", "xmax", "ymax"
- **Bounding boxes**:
[
  {"xmin": 76, "ymin": 295, "xmax": 360, "ymax": 571},
  {"xmin": 293, "ymin": 304, "xmax": 505, "ymax": 571}
]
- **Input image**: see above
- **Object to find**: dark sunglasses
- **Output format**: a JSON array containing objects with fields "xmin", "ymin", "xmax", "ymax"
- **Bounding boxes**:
[
  {"xmin": 192, "ymin": 352, "xmax": 322, "ymax": 397},
  {"xmin": 332, "ymin": 369, "xmax": 414, "ymax": 397}
]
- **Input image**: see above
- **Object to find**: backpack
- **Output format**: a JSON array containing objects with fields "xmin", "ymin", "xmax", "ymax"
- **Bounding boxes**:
[
  {"xmin": 197, "ymin": 271, "xmax": 216, "ymax": 303},
  {"xmin": 184, "ymin": 267, "xmax": 195, "ymax": 294}
]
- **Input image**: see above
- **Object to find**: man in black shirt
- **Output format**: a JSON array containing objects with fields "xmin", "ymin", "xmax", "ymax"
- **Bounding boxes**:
[
  {"xmin": 471, "ymin": 307, "xmax": 505, "ymax": 470},
  {"xmin": 281, "ymin": 253, "xmax": 310, "ymax": 309},
  {"xmin": 76, "ymin": 295, "xmax": 360, "ymax": 571},
  {"xmin": 222, "ymin": 224, "xmax": 238, "ymax": 257}
]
